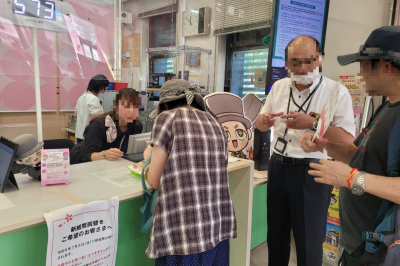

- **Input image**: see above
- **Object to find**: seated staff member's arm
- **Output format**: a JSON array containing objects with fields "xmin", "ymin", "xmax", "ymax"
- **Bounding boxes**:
[
  {"xmin": 80, "ymin": 119, "xmax": 123, "ymax": 162},
  {"xmin": 309, "ymin": 159, "xmax": 400, "ymax": 205},
  {"xmin": 300, "ymin": 132, "xmax": 356, "ymax": 164},
  {"xmin": 143, "ymin": 145, "xmax": 168, "ymax": 189}
]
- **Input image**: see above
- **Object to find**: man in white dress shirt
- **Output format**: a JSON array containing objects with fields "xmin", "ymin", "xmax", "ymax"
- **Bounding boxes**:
[{"xmin": 255, "ymin": 36, "xmax": 355, "ymax": 266}]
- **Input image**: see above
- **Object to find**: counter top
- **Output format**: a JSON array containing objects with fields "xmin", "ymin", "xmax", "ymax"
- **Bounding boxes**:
[{"xmin": 0, "ymin": 158, "xmax": 257, "ymax": 235}]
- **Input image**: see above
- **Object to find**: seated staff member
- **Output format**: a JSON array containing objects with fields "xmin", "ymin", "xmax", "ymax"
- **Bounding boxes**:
[
  {"xmin": 256, "ymin": 35, "xmax": 355, "ymax": 266},
  {"xmin": 142, "ymin": 80, "xmax": 237, "ymax": 265},
  {"xmin": 74, "ymin": 74, "xmax": 109, "ymax": 143},
  {"xmin": 70, "ymin": 88, "xmax": 143, "ymax": 164}
]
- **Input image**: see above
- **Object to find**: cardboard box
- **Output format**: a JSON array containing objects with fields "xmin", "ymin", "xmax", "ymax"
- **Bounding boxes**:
[{"xmin": 323, "ymin": 223, "xmax": 340, "ymax": 264}]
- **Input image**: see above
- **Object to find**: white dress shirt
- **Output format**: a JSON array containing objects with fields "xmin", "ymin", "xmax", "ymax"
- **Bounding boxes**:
[
  {"xmin": 260, "ymin": 76, "xmax": 355, "ymax": 159},
  {"xmin": 75, "ymin": 93, "xmax": 104, "ymax": 139}
]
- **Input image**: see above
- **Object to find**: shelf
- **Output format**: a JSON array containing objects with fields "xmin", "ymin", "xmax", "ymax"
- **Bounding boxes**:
[{"xmin": 147, "ymin": 45, "xmax": 212, "ymax": 56}]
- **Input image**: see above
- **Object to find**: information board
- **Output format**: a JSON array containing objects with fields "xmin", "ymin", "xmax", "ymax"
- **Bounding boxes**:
[{"xmin": 266, "ymin": 0, "xmax": 330, "ymax": 92}]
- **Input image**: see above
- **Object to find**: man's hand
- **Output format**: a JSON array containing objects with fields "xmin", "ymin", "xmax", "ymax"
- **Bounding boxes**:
[
  {"xmin": 300, "ymin": 132, "xmax": 328, "ymax": 153},
  {"xmin": 106, "ymin": 148, "xmax": 124, "ymax": 161},
  {"xmin": 260, "ymin": 112, "xmax": 284, "ymax": 128},
  {"xmin": 281, "ymin": 111, "xmax": 316, "ymax": 130},
  {"xmin": 308, "ymin": 160, "xmax": 353, "ymax": 187}
]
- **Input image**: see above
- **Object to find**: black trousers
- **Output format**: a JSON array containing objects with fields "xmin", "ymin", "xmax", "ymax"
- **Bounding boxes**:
[{"xmin": 267, "ymin": 156, "xmax": 333, "ymax": 266}]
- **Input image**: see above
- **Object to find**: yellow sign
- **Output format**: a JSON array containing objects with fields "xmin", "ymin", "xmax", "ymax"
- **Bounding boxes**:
[{"xmin": 327, "ymin": 186, "xmax": 340, "ymax": 225}]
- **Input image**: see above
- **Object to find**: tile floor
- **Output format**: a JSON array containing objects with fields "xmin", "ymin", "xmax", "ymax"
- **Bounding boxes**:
[{"xmin": 250, "ymin": 238, "xmax": 334, "ymax": 266}]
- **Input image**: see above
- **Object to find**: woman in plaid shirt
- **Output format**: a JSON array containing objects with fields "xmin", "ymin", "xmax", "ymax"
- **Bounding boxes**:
[{"xmin": 143, "ymin": 80, "xmax": 237, "ymax": 266}]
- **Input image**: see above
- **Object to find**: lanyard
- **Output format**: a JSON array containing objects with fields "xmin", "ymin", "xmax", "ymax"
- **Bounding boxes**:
[{"xmin": 283, "ymin": 76, "xmax": 323, "ymax": 138}]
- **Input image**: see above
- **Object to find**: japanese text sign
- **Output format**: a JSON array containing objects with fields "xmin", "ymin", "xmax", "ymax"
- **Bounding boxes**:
[
  {"xmin": 44, "ymin": 197, "xmax": 119, "ymax": 266},
  {"xmin": 41, "ymin": 149, "xmax": 70, "ymax": 186},
  {"xmin": 313, "ymin": 82, "xmax": 340, "ymax": 141}
]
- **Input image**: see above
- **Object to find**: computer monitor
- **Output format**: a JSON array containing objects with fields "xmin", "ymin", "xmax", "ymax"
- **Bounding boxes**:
[
  {"xmin": 126, "ymin": 132, "xmax": 152, "ymax": 155},
  {"xmin": 0, "ymin": 137, "xmax": 19, "ymax": 193},
  {"xmin": 159, "ymin": 76, "xmax": 165, "ymax": 86}
]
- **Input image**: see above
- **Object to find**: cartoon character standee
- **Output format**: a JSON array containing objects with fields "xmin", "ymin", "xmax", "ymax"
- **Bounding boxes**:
[
  {"xmin": 12, "ymin": 134, "xmax": 44, "ymax": 180},
  {"xmin": 205, "ymin": 93, "xmax": 265, "ymax": 160}
]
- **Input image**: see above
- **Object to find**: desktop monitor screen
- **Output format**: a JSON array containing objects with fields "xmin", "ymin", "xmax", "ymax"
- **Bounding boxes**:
[
  {"xmin": 266, "ymin": 0, "xmax": 330, "ymax": 92},
  {"xmin": 0, "ymin": 137, "xmax": 18, "ymax": 186},
  {"xmin": 159, "ymin": 76, "xmax": 166, "ymax": 86}
]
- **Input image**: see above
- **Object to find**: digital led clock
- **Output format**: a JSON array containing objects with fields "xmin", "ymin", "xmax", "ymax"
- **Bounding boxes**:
[{"xmin": 12, "ymin": 0, "xmax": 56, "ymax": 21}]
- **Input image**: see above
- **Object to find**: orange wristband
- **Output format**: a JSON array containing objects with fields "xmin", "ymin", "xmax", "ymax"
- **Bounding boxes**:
[{"xmin": 347, "ymin": 168, "xmax": 358, "ymax": 190}]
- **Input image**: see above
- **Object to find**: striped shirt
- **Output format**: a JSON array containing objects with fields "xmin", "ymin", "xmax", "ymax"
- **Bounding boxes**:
[{"xmin": 146, "ymin": 107, "xmax": 237, "ymax": 259}]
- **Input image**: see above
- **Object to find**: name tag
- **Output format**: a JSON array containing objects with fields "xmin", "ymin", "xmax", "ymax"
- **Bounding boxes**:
[{"xmin": 274, "ymin": 137, "xmax": 288, "ymax": 154}]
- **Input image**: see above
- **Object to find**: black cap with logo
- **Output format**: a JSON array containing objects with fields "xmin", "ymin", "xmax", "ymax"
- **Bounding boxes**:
[{"xmin": 337, "ymin": 26, "xmax": 400, "ymax": 66}]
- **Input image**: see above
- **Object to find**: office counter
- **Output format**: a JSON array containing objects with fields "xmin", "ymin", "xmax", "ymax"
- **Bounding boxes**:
[{"xmin": 0, "ymin": 158, "xmax": 267, "ymax": 266}]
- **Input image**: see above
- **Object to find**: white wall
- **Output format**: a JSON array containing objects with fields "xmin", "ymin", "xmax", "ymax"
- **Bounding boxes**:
[
  {"xmin": 178, "ymin": 0, "xmax": 226, "ymax": 92},
  {"xmin": 322, "ymin": 0, "xmax": 393, "ymax": 80},
  {"xmin": 120, "ymin": 0, "xmax": 393, "ymax": 92},
  {"xmin": 121, "ymin": 0, "xmax": 149, "ymax": 92}
]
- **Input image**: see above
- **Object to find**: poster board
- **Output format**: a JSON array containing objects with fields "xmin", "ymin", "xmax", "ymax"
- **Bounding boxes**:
[
  {"xmin": 328, "ymin": 186, "xmax": 340, "ymax": 226},
  {"xmin": 41, "ymin": 149, "xmax": 70, "ymax": 187},
  {"xmin": 122, "ymin": 34, "xmax": 140, "ymax": 67},
  {"xmin": 323, "ymin": 223, "xmax": 340, "ymax": 264},
  {"xmin": 44, "ymin": 197, "xmax": 119, "ymax": 266},
  {"xmin": 254, "ymin": 69, "xmax": 266, "ymax": 88},
  {"xmin": 339, "ymin": 76, "xmax": 364, "ymax": 135}
]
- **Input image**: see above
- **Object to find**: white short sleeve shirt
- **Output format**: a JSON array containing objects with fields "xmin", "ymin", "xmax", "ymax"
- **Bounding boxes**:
[
  {"xmin": 75, "ymin": 94, "xmax": 104, "ymax": 139},
  {"xmin": 261, "ymin": 76, "xmax": 355, "ymax": 159}
]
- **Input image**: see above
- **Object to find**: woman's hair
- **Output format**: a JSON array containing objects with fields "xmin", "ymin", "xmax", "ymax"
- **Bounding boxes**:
[
  {"xmin": 90, "ymin": 88, "xmax": 143, "ymax": 123},
  {"xmin": 159, "ymin": 97, "xmax": 202, "ymax": 114},
  {"xmin": 87, "ymin": 74, "xmax": 110, "ymax": 95}
]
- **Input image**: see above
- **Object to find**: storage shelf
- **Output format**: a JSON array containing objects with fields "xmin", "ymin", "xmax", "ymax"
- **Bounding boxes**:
[{"xmin": 147, "ymin": 45, "xmax": 212, "ymax": 56}]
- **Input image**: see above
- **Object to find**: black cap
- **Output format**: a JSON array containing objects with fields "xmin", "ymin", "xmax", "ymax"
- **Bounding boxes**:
[{"xmin": 337, "ymin": 26, "xmax": 400, "ymax": 66}]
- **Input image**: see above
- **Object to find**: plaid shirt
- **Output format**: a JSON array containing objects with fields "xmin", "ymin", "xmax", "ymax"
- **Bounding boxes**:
[{"xmin": 146, "ymin": 108, "xmax": 237, "ymax": 259}]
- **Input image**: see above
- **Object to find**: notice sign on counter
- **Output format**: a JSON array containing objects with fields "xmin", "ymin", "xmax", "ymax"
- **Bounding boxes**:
[
  {"xmin": 44, "ymin": 197, "xmax": 119, "ymax": 266},
  {"xmin": 41, "ymin": 149, "xmax": 70, "ymax": 187}
]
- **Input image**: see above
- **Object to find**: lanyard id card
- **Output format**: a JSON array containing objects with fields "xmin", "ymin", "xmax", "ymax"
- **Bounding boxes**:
[{"xmin": 274, "ymin": 137, "xmax": 288, "ymax": 154}]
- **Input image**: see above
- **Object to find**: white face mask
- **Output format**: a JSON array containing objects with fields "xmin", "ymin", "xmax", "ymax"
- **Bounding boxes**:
[{"xmin": 289, "ymin": 67, "xmax": 321, "ymax": 86}]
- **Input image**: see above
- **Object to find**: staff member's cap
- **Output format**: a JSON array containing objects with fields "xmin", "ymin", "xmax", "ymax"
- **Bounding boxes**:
[
  {"xmin": 149, "ymin": 79, "xmax": 207, "ymax": 119},
  {"xmin": 12, "ymin": 134, "xmax": 44, "ymax": 161},
  {"xmin": 338, "ymin": 26, "xmax": 400, "ymax": 66}
]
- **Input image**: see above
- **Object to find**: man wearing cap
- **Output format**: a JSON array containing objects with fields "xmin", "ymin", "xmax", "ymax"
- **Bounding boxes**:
[
  {"xmin": 301, "ymin": 26, "xmax": 400, "ymax": 266},
  {"xmin": 255, "ymin": 35, "xmax": 355, "ymax": 266}
]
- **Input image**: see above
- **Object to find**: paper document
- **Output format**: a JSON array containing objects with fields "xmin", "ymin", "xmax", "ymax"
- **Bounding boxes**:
[
  {"xmin": 228, "ymin": 157, "xmax": 239, "ymax": 164},
  {"xmin": 92, "ymin": 167, "xmax": 141, "ymax": 188}
]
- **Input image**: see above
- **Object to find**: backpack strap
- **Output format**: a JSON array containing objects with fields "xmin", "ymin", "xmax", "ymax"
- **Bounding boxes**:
[
  {"xmin": 140, "ymin": 151, "xmax": 153, "ymax": 214},
  {"xmin": 362, "ymin": 116, "xmax": 400, "ymax": 254},
  {"xmin": 363, "ymin": 201, "xmax": 396, "ymax": 253},
  {"xmin": 387, "ymin": 117, "xmax": 400, "ymax": 177}
]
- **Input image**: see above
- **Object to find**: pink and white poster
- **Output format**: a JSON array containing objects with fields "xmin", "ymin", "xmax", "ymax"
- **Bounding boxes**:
[{"xmin": 41, "ymin": 149, "xmax": 70, "ymax": 186}]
